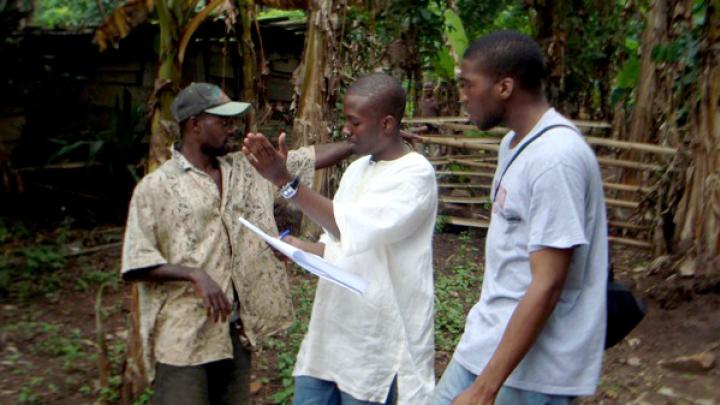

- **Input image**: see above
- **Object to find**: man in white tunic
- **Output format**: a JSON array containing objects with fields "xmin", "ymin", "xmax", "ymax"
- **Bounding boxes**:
[{"xmin": 242, "ymin": 73, "xmax": 437, "ymax": 405}]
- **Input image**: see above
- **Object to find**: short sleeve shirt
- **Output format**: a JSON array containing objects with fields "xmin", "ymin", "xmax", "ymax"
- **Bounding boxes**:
[
  {"xmin": 121, "ymin": 147, "xmax": 315, "ymax": 373},
  {"xmin": 454, "ymin": 109, "xmax": 608, "ymax": 396}
]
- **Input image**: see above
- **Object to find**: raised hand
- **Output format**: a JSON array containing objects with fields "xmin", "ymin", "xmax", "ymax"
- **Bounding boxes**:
[{"xmin": 242, "ymin": 132, "xmax": 293, "ymax": 187}]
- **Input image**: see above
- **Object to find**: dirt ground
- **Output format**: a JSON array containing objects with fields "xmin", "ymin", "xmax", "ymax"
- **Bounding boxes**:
[{"xmin": 1, "ymin": 229, "xmax": 718, "ymax": 404}]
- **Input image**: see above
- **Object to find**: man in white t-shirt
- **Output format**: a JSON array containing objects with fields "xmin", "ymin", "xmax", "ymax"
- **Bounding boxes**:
[
  {"xmin": 242, "ymin": 73, "xmax": 437, "ymax": 405},
  {"xmin": 433, "ymin": 31, "xmax": 608, "ymax": 405}
]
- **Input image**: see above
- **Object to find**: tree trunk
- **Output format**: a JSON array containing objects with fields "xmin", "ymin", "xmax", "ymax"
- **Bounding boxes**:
[
  {"xmin": 237, "ymin": 0, "xmax": 258, "ymax": 132},
  {"xmin": 147, "ymin": 0, "xmax": 181, "ymax": 172},
  {"xmin": 672, "ymin": 0, "xmax": 720, "ymax": 275},
  {"xmin": 291, "ymin": 0, "xmax": 339, "ymax": 238},
  {"xmin": 292, "ymin": 0, "xmax": 335, "ymax": 147},
  {"xmin": 626, "ymin": 0, "xmax": 668, "ymax": 145},
  {"xmin": 123, "ymin": 2, "xmax": 182, "ymax": 401},
  {"xmin": 526, "ymin": 0, "xmax": 572, "ymax": 111}
]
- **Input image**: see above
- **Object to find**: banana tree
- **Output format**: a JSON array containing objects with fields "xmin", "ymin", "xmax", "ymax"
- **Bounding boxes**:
[
  {"xmin": 673, "ymin": 0, "xmax": 719, "ymax": 276},
  {"xmin": 238, "ymin": 0, "xmax": 258, "ymax": 131},
  {"xmin": 290, "ymin": 0, "xmax": 340, "ymax": 237},
  {"xmin": 94, "ymin": 0, "xmax": 226, "ymax": 171}
]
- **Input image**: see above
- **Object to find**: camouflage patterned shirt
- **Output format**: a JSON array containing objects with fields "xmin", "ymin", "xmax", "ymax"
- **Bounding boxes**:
[{"xmin": 121, "ymin": 147, "xmax": 315, "ymax": 372}]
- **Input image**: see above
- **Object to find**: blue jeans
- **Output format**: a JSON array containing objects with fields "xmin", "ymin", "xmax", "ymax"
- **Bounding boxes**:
[
  {"xmin": 293, "ymin": 375, "xmax": 398, "ymax": 405},
  {"xmin": 432, "ymin": 359, "xmax": 577, "ymax": 405}
]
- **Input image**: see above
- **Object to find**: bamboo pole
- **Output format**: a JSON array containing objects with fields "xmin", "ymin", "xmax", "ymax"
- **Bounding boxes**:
[
  {"xmin": 422, "ymin": 134, "xmax": 676, "ymax": 157},
  {"xmin": 436, "ymin": 170, "xmax": 495, "ymax": 179},
  {"xmin": 406, "ymin": 116, "xmax": 612, "ymax": 130},
  {"xmin": 429, "ymin": 155, "xmax": 497, "ymax": 164},
  {"xmin": 440, "ymin": 195, "xmax": 640, "ymax": 210},
  {"xmin": 404, "ymin": 116, "xmax": 471, "ymax": 124},
  {"xmin": 440, "ymin": 196, "xmax": 491, "ymax": 204},
  {"xmin": 596, "ymin": 157, "xmax": 662, "ymax": 171},
  {"xmin": 608, "ymin": 236, "xmax": 653, "ymax": 249},
  {"xmin": 447, "ymin": 159, "xmax": 497, "ymax": 170},
  {"xmin": 434, "ymin": 160, "xmax": 655, "ymax": 194},
  {"xmin": 605, "ymin": 198, "xmax": 640, "ymax": 209},
  {"xmin": 602, "ymin": 181, "xmax": 654, "ymax": 194},
  {"xmin": 431, "ymin": 153, "xmax": 661, "ymax": 172},
  {"xmin": 424, "ymin": 139, "xmax": 665, "ymax": 171},
  {"xmin": 572, "ymin": 119, "xmax": 613, "ymax": 129},
  {"xmin": 443, "ymin": 216, "xmax": 652, "ymax": 249},
  {"xmin": 422, "ymin": 135, "xmax": 502, "ymax": 143},
  {"xmin": 438, "ymin": 183, "xmax": 491, "ymax": 189},
  {"xmin": 421, "ymin": 137, "xmax": 500, "ymax": 151},
  {"xmin": 439, "ymin": 123, "xmax": 505, "ymax": 135},
  {"xmin": 608, "ymin": 220, "xmax": 648, "ymax": 231},
  {"xmin": 585, "ymin": 136, "xmax": 677, "ymax": 155},
  {"xmin": 445, "ymin": 216, "xmax": 490, "ymax": 228}
]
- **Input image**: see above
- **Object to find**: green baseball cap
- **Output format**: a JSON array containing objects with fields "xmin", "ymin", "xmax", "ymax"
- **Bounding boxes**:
[{"xmin": 171, "ymin": 82, "xmax": 251, "ymax": 122}]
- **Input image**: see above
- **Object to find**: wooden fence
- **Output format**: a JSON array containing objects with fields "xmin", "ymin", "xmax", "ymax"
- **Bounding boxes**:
[{"xmin": 404, "ymin": 117, "xmax": 677, "ymax": 250}]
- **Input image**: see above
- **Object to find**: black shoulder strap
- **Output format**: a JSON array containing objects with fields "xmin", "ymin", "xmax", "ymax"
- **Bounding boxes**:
[{"xmin": 493, "ymin": 124, "xmax": 579, "ymax": 202}]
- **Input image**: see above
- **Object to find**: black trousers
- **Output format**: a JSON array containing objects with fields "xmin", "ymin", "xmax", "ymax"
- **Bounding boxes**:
[{"xmin": 153, "ymin": 329, "xmax": 252, "ymax": 405}]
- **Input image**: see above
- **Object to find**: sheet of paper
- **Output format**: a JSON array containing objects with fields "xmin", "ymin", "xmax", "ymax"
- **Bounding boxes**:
[{"xmin": 238, "ymin": 217, "xmax": 368, "ymax": 296}]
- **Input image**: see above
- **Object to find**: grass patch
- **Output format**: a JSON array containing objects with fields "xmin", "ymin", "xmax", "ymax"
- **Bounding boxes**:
[
  {"xmin": 434, "ymin": 232, "xmax": 483, "ymax": 352},
  {"xmin": 265, "ymin": 275, "xmax": 316, "ymax": 404}
]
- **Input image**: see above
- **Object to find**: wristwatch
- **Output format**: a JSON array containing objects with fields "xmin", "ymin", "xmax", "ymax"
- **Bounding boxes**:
[{"xmin": 279, "ymin": 175, "xmax": 300, "ymax": 199}]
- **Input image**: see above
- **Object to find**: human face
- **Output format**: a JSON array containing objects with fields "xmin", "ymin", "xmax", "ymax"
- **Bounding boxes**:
[
  {"xmin": 459, "ymin": 58, "xmax": 505, "ymax": 131},
  {"xmin": 195, "ymin": 113, "xmax": 240, "ymax": 156},
  {"xmin": 341, "ymin": 94, "xmax": 385, "ymax": 156}
]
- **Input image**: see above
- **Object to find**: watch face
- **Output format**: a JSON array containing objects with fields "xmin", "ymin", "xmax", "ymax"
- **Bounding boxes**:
[{"xmin": 281, "ymin": 176, "xmax": 299, "ymax": 199}]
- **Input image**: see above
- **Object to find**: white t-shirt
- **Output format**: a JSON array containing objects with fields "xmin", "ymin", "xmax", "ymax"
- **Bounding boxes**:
[
  {"xmin": 454, "ymin": 108, "xmax": 608, "ymax": 396},
  {"xmin": 293, "ymin": 152, "xmax": 438, "ymax": 404}
]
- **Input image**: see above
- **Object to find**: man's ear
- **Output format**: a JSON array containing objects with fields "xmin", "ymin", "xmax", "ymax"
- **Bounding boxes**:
[
  {"xmin": 382, "ymin": 115, "xmax": 397, "ymax": 134},
  {"xmin": 190, "ymin": 116, "xmax": 204, "ymax": 135},
  {"xmin": 497, "ymin": 77, "xmax": 514, "ymax": 100}
]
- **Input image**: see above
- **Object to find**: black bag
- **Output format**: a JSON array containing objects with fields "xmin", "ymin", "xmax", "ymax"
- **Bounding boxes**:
[{"xmin": 605, "ymin": 265, "xmax": 647, "ymax": 349}]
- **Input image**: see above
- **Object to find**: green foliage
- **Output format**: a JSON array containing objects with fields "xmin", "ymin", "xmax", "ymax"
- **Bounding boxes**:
[
  {"xmin": 430, "ymin": 47, "xmax": 456, "ymax": 81},
  {"xmin": 611, "ymin": 0, "xmax": 706, "ymax": 123},
  {"xmin": 435, "ymin": 214, "xmax": 448, "ymax": 233},
  {"xmin": 443, "ymin": 9, "xmax": 468, "ymax": 60},
  {"xmin": 49, "ymin": 94, "xmax": 146, "ymax": 182},
  {"xmin": 266, "ymin": 276, "xmax": 315, "ymax": 404},
  {"xmin": 33, "ymin": 0, "xmax": 115, "ymax": 29},
  {"xmin": 0, "ymin": 218, "xmax": 71, "ymax": 298},
  {"xmin": 2, "ymin": 322, "xmax": 91, "ymax": 370},
  {"xmin": 258, "ymin": 8, "xmax": 306, "ymax": 21},
  {"xmin": 456, "ymin": 0, "xmax": 531, "ymax": 39},
  {"xmin": 133, "ymin": 387, "xmax": 155, "ymax": 405},
  {"xmin": 614, "ymin": 55, "xmax": 640, "ymax": 91},
  {"xmin": 434, "ymin": 232, "xmax": 483, "ymax": 352},
  {"xmin": 17, "ymin": 377, "xmax": 43, "ymax": 404}
]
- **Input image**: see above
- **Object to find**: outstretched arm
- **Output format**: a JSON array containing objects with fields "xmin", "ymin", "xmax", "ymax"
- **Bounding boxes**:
[
  {"xmin": 311, "ymin": 129, "xmax": 421, "ymax": 169},
  {"xmin": 314, "ymin": 141, "xmax": 353, "ymax": 169},
  {"xmin": 452, "ymin": 247, "xmax": 573, "ymax": 405},
  {"xmin": 243, "ymin": 132, "xmax": 341, "ymax": 238}
]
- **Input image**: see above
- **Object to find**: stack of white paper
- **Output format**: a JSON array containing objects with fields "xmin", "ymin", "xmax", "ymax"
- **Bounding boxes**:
[{"xmin": 238, "ymin": 217, "xmax": 368, "ymax": 296}]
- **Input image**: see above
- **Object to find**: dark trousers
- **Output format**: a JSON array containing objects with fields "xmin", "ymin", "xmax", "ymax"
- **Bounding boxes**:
[{"xmin": 153, "ymin": 329, "xmax": 252, "ymax": 405}]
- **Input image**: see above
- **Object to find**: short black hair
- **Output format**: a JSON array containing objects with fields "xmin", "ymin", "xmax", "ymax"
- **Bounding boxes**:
[
  {"xmin": 346, "ymin": 72, "xmax": 406, "ymax": 122},
  {"xmin": 464, "ymin": 31, "xmax": 545, "ymax": 93}
]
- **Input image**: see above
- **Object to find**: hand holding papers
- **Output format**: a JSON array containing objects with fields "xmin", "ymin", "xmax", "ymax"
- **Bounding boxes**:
[{"xmin": 238, "ymin": 217, "xmax": 368, "ymax": 296}]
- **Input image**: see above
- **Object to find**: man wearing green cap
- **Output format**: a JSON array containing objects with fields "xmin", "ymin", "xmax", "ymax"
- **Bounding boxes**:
[{"xmin": 120, "ymin": 82, "xmax": 356, "ymax": 404}]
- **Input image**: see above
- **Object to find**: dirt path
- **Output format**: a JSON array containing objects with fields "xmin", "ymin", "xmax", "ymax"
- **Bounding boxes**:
[{"xmin": 0, "ymin": 231, "xmax": 718, "ymax": 404}]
